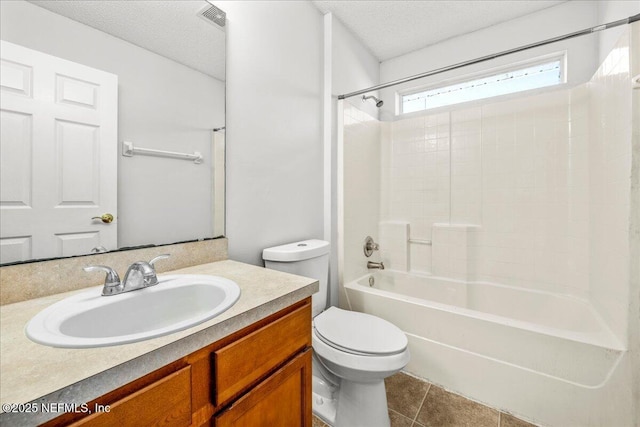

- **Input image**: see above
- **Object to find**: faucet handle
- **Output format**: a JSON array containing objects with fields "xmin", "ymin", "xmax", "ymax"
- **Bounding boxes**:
[
  {"xmin": 149, "ymin": 254, "xmax": 170, "ymax": 270},
  {"xmin": 84, "ymin": 265, "xmax": 120, "ymax": 284},
  {"xmin": 363, "ymin": 236, "xmax": 380, "ymax": 257},
  {"xmin": 83, "ymin": 265, "xmax": 123, "ymax": 295}
]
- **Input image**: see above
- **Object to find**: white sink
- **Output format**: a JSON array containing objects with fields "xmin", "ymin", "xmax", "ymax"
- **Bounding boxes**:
[{"xmin": 25, "ymin": 274, "xmax": 241, "ymax": 348}]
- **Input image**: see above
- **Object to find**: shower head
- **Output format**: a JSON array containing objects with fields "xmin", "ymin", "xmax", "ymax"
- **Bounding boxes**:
[{"xmin": 362, "ymin": 95, "xmax": 384, "ymax": 108}]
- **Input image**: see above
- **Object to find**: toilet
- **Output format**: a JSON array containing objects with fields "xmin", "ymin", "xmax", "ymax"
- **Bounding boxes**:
[{"xmin": 263, "ymin": 239, "xmax": 410, "ymax": 427}]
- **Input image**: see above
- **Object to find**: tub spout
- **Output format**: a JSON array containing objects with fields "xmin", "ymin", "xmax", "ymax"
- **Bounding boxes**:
[{"xmin": 367, "ymin": 261, "xmax": 385, "ymax": 270}]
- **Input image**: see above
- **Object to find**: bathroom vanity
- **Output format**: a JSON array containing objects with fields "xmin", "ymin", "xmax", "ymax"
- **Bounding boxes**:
[{"xmin": 0, "ymin": 259, "xmax": 318, "ymax": 426}]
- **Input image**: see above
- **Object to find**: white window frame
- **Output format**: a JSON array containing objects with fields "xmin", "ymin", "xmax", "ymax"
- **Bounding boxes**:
[{"xmin": 398, "ymin": 52, "xmax": 567, "ymax": 116}]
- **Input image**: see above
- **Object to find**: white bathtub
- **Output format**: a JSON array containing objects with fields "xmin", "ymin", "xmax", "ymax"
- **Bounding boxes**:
[{"xmin": 344, "ymin": 271, "xmax": 628, "ymax": 426}]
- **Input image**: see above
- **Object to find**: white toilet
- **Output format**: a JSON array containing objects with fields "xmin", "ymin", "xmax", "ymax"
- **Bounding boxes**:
[{"xmin": 263, "ymin": 239, "xmax": 410, "ymax": 427}]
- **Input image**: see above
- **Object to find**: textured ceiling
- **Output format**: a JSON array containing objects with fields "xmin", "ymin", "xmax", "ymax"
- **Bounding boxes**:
[
  {"xmin": 29, "ymin": 0, "xmax": 226, "ymax": 81},
  {"xmin": 313, "ymin": 0, "xmax": 569, "ymax": 61}
]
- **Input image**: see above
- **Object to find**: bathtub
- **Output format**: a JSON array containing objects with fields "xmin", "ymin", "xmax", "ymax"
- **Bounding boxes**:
[{"xmin": 344, "ymin": 271, "xmax": 628, "ymax": 426}]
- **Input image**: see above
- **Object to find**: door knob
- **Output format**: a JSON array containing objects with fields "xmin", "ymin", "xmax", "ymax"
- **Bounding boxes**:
[{"xmin": 92, "ymin": 213, "xmax": 114, "ymax": 224}]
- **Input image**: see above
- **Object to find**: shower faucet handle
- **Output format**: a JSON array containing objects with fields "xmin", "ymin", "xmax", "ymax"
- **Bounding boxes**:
[{"xmin": 363, "ymin": 236, "xmax": 379, "ymax": 257}]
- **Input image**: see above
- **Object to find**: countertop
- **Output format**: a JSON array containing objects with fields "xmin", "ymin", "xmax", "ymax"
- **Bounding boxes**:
[{"xmin": 0, "ymin": 260, "xmax": 318, "ymax": 426}]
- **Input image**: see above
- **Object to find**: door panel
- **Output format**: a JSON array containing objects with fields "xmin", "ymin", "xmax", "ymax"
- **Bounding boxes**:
[
  {"xmin": 0, "ymin": 109, "xmax": 32, "ymax": 207},
  {"xmin": 55, "ymin": 119, "xmax": 100, "ymax": 206}
]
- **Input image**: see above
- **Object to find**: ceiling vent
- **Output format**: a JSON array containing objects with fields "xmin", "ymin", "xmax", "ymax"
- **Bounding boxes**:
[{"xmin": 198, "ymin": 3, "xmax": 226, "ymax": 29}]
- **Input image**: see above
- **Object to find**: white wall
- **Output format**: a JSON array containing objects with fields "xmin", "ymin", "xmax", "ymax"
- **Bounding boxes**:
[
  {"xmin": 220, "ymin": 1, "xmax": 324, "ymax": 266},
  {"xmin": 597, "ymin": 1, "xmax": 640, "ymax": 63},
  {"xmin": 378, "ymin": 1, "xmax": 600, "ymax": 120},
  {"xmin": 588, "ymin": 27, "xmax": 634, "ymax": 344},
  {"xmin": 330, "ymin": 16, "xmax": 380, "ymax": 116},
  {"xmin": 629, "ymin": 21, "xmax": 640, "ymax": 426},
  {"xmin": 0, "ymin": 0, "xmax": 225, "ymax": 249},
  {"xmin": 328, "ymin": 14, "xmax": 380, "ymax": 306},
  {"xmin": 341, "ymin": 102, "xmax": 381, "ymax": 290}
]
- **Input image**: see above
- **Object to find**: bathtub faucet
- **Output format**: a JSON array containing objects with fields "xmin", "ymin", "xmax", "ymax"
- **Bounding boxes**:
[{"xmin": 367, "ymin": 261, "xmax": 385, "ymax": 270}]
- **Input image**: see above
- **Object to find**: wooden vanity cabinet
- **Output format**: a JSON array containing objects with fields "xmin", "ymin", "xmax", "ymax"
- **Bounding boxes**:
[{"xmin": 43, "ymin": 298, "xmax": 312, "ymax": 427}]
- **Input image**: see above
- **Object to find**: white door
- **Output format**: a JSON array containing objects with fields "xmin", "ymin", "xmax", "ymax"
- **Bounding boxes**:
[{"xmin": 0, "ymin": 40, "xmax": 118, "ymax": 263}]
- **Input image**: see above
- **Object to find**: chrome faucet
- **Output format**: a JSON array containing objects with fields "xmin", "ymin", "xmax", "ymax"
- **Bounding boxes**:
[
  {"xmin": 84, "ymin": 254, "xmax": 170, "ymax": 296},
  {"xmin": 122, "ymin": 254, "xmax": 170, "ymax": 290},
  {"xmin": 367, "ymin": 261, "xmax": 385, "ymax": 270}
]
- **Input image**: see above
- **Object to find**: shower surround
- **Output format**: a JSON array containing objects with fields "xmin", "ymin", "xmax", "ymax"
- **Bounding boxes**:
[{"xmin": 339, "ymin": 27, "xmax": 638, "ymax": 427}]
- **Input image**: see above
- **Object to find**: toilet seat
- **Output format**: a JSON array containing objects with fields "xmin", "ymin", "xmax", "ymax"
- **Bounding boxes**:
[
  {"xmin": 313, "ymin": 307, "xmax": 407, "ymax": 356},
  {"xmin": 312, "ymin": 329, "xmax": 411, "ymax": 381}
]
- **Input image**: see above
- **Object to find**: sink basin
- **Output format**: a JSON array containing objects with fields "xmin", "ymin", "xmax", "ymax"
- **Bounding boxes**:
[{"xmin": 25, "ymin": 274, "xmax": 241, "ymax": 348}]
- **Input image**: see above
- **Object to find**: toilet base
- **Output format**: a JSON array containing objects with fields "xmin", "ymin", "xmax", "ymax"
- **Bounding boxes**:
[
  {"xmin": 312, "ymin": 371, "xmax": 391, "ymax": 427},
  {"xmin": 335, "ymin": 379, "xmax": 390, "ymax": 427},
  {"xmin": 312, "ymin": 374, "xmax": 337, "ymax": 425}
]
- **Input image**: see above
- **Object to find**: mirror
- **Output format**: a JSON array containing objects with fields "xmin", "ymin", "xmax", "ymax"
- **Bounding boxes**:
[{"xmin": 0, "ymin": 0, "xmax": 226, "ymax": 265}]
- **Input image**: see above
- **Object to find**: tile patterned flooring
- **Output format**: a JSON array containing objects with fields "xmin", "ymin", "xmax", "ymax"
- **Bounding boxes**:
[{"xmin": 312, "ymin": 372, "xmax": 536, "ymax": 427}]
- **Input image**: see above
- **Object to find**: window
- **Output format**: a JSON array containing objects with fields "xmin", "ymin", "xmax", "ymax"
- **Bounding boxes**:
[{"xmin": 400, "ymin": 56, "xmax": 565, "ymax": 114}]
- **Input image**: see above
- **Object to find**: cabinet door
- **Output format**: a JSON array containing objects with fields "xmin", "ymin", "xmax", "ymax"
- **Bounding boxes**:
[{"xmin": 214, "ymin": 349, "xmax": 312, "ymax": 427}]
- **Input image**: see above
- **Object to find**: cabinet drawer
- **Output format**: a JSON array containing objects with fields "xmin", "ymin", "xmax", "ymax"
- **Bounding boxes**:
[
  {"xmin": 72, "ymin": 366, "xmax": 191, "ymax": 427},
  {"xmin": 214, "ymin": 303, "xmax": 311, "ymax": 405}
]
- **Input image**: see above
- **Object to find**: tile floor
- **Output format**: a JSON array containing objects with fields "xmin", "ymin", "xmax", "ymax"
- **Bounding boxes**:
[{"xmin": 312, "ymin": 372, "xmax": 537, "ymax": 427}]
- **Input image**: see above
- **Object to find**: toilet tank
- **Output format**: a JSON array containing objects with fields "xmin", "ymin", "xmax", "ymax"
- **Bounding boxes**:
[{"xmin": 262, "ymin": 239, "xmax": 330, "ymax": 317}]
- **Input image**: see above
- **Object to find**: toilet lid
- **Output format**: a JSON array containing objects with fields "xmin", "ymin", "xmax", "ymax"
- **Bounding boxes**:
[{"xmin": 313, "ymin": 307, "xmax": 407, "ymax": 356}]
